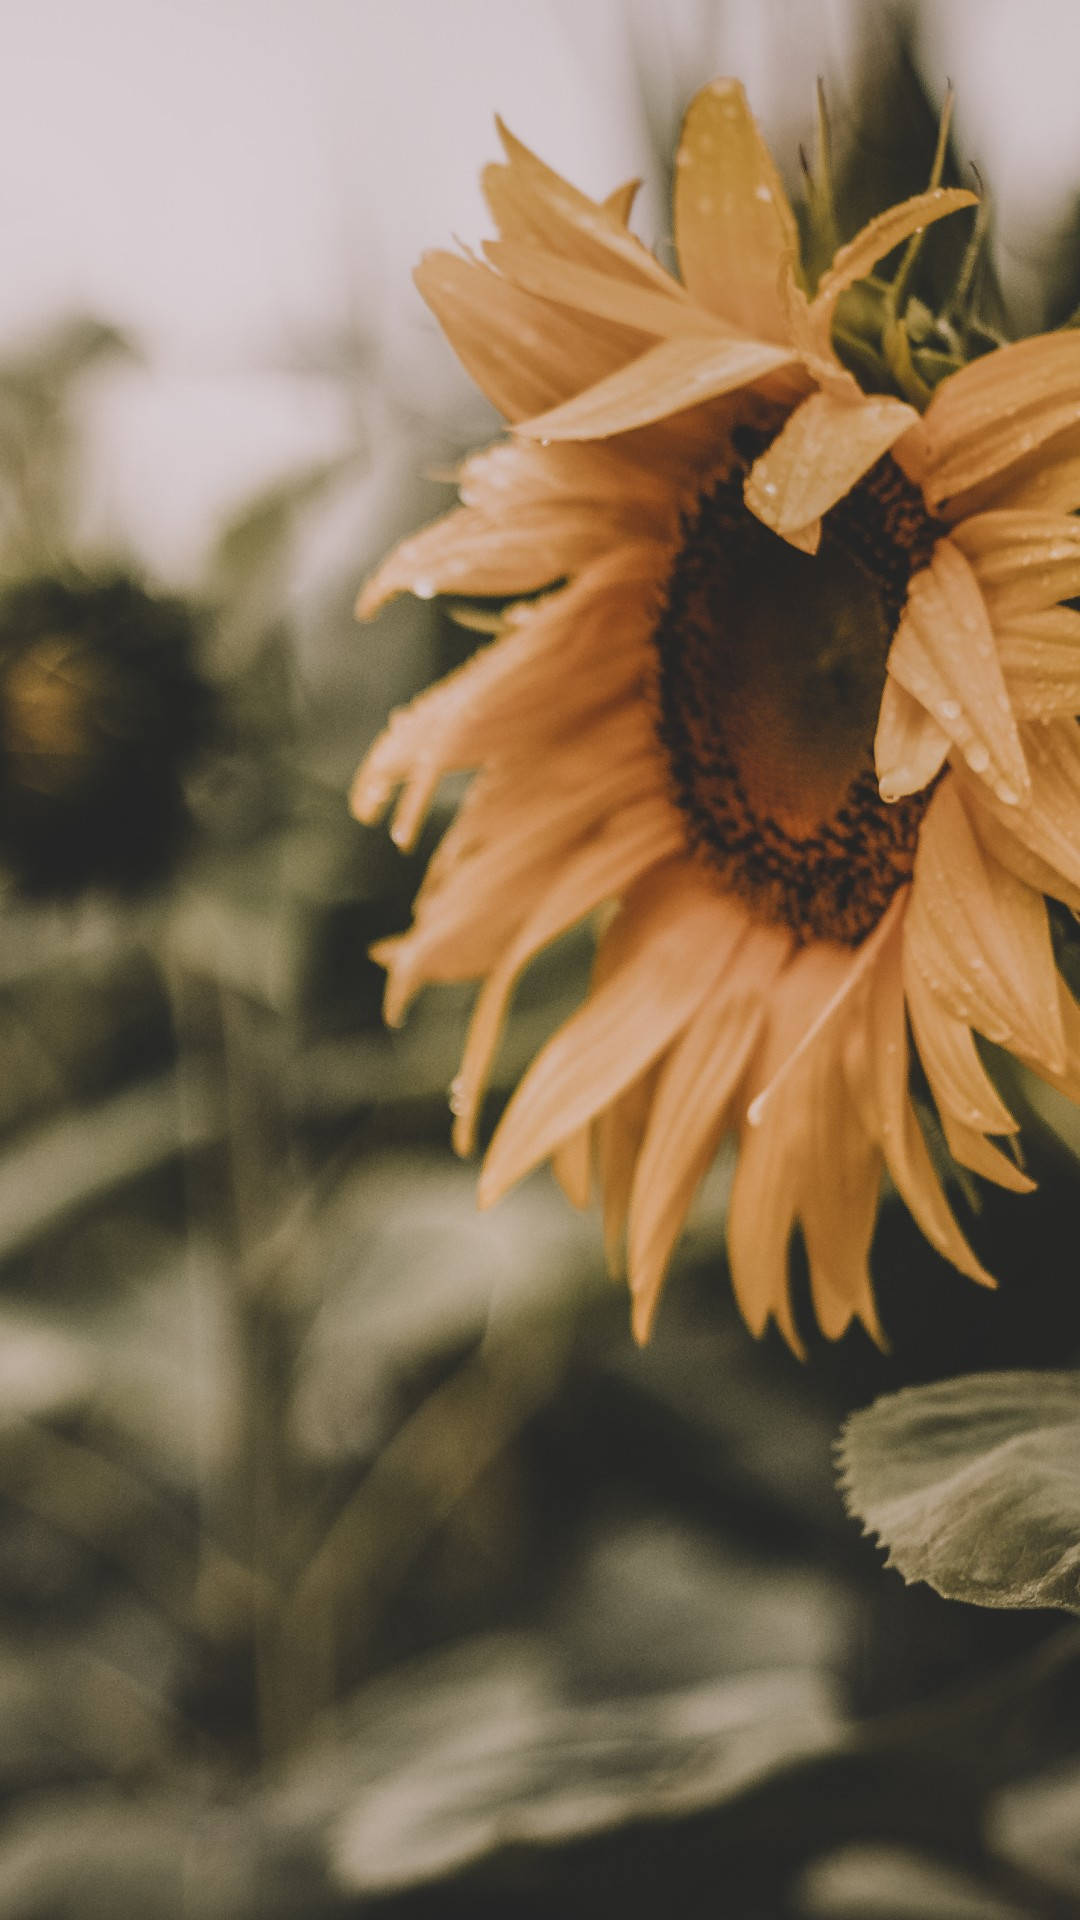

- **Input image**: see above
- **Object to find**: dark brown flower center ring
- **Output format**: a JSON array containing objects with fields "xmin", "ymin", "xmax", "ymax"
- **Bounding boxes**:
[{"xmin": 652, "ymin": 444, "xmax": 940, "ymax": 945}]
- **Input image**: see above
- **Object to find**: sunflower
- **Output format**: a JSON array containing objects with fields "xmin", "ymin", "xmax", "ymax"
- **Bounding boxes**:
[{"xmin": 352, "ymin": 78, "xmax": 1080, "ymax": 1352}]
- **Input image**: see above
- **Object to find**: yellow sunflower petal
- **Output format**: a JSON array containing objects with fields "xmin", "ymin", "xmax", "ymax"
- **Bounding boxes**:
[
  {"xmin": 874, "ymin": 675, "xmax": 950, "ymax": 802},
  {"xmin": 951, "ymin": 511, "xmax": 1080, "ymax": 620},
  {"xmin": 995, "ymin": 607, "xmax": 1080, "ymax": 720},
  {"xmin": 904, "ymin": 959, "xmax": 1019, "ymax": 1137},
  {"xmin": 860, "ymin": 925, "xmax": 994, "ymax": 1288},
  {"xmin": 414, "ymin": 251, "xmax": 635, "ymax": 423},
  {"xmin": 948, "ymin": 423, "xmax": 1080, "ymax": 519},
  {"xmin": 517, "ymin": 333, "xmax": 797, "ymax": 442},
  {"xmin": 744, "ymin": 390, "xmax": 918, "ymax": 542},
  {"xmin": 356, "ymin": 502, "xmax": 621, "ymax": 616},
  {"xmin": 477, "ymin": 865, "xmax": 750, "ymax": 1207},
  {"xmin": 484, "ymin": 242, "xmax": 724, "ymax": 339},
  {"xmin": 599, "ymin": 1063, "xmax": 661, "ymax": 1278},
  {"xmin": 627, "ymin": 924, "xmax": 787, "ymax": 1343},
  {"xmin": 450, "ymin": 794, "xmax": 684, "ymax": 1155},
  {"xmin": 937, "ymin": 1117, "xmax": 1034, "ymax": 1193},
  {"xmin": 799, "ymin": 1058, "xmax": 884, "ymax": 1346},
  {"xmin": 484, "ymin": 119, "xmax": 682, "ymax": 295},
  {"xmin": 352, "ymin": 556, "xmax": 659, "ymax": 837},
  {"xmin": 673, "ymin": 77, "xmax": 800, "ymax": 342},
  {"xmin": 958, "ymin": 718, "xmax": 1080, "ymax": 908},
  {"xmin": 905, "ymin": 778, "xmax": 1064, "ymax": 1070},
  {"xmin": 727, "ymin": 1112, "xmax": 802, "ymax": 1351},
  {"xmin": 923, "ymin": 333, "xmax": 1080, "ymax": 507},
  {"xmin": 551, "ymin": 1126, "xmax": 592, "ymax": 1209},
  {"xmin": 603, "ymin": 178, "xmax": 641, "ymax": 225},
  {"xmin": 884, "ymin": 539, "xmax": 1029, "ymax": 805}
]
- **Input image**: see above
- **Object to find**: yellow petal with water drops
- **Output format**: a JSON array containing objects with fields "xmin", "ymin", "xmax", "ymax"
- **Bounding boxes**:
[
  {"xmin": 673, "ymin": 78, "xmax": 800, "ymax": 342},
  {"xmin": 389, "ymin": 716, "xmax": 662, "ymax": 999},
  {"xmin": 859, "ymin": 923, "xmax": 994, "ymax": 1287},
  {"xmin": 812, "ymin": 187, "xmax": 978, "ymax": 316},
  {"xmin": 904, "ymin": 959, "xmax": 1019, "ymax": 1138},
  {"xmin": 517, "ymin": 333, "xmax": 797, "ymax": 442},
  {"xmin": 477, "ymin": 866, "xmax": 749, "ymax": 1208},
  {"xmin": 352, "ymin": 557, "xmax": 658, "ymax": 834},
  {"xmin": 874, "ymin": 674, "xmax": 949, "ymax": 802},
  {"xmin": 415, "ymin": 251, "xmax": 634, "ymax": 424},
  {"xmin": 459, "ymin": 437, "xmax": 678, "ymax": 538},
  {"xmin": 951, "ymin": 511, "xmax": 1080, "ymax": 620},
  {"xmin": 885, "ymin": 539, "xmax": 1029, "ymax": 806},
  {"xmin": 905, "ymin": 779, "xmax": 1064, "ymax": 1070},
  {"xmin": 744, "ymin": 390, "xmax": 918, "ymax": 540},
  {"xmin": 484, "ymin": 241, "xmax": 726, "ymax": 339},
  {"xmin": 964, "ymin": 779, "xmax": 1080, "ymax": 914},
  {"xmin": 960, "ymin": 718, "xmax": 1080, "ymax": 906},
  {"xmin": 995, "ymin": 607, "xmax": 1080, "ymax": 720},
  {"xmin": 484, "ymin": 119, "xmax": 682, "ymax": 295},
  {"xmin": 450, "ymin": 795, "xmax": 684, "ymax": 1155},
  {"xmin": 356, "ymin": 502, "xmax": 614, "ymax": 618},
  {"xmin": 952, "ymin": 422, "xmax": 1080, "ymax": 519},
  {"xmin": 923, "ymin": 333, "xmax": 1080, "ymax": 507}
]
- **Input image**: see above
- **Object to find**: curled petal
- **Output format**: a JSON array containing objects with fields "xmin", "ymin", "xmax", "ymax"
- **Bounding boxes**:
[
  {"xmin": 812, "ymin": 187, "xmax": 978, "ymax": 317},
  {"xmin": 745, "ymin": 391, "xmax": 918, "ymax": 543}
]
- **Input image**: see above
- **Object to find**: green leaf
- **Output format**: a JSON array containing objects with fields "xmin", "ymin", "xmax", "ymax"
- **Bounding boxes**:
[{"xmin": 839, "ymin": 1371, "xmax": 1080, "ymax": 1612}]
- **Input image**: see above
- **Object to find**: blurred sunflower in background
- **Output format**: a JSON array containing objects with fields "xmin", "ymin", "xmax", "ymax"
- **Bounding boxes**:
[
  {"xmin": 354, "ymin": 77, "xmax": 1080, "ymax": 1354},
  {"xmin": 0, "ymin": 573, "xmax": 213, "ymax": 898}
]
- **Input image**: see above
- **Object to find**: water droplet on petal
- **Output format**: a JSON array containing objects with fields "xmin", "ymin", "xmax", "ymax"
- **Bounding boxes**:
[
  {"xmin": 449, "ymin": 1075, "xmax": 467, "ymax": 1116},
  {"xmin": 964, "ymin": 741, "xmax": 990, "ymax": 773},
  {"xmin": 994, "ymin": 780, "xmax": 1020, "ymax": 806},
  {"xmin": 413, "ymin": 577, "xmax": 436, "ymax": 600},
  {"xmin": 940, "ymin": 698, "xmax": 961, "ymax": 722}
]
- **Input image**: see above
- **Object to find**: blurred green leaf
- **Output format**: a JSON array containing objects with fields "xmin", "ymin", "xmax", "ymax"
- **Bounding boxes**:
[{"xmin": 840, "ymin": 1373, "xmax": 1080, "ymax": 1612}]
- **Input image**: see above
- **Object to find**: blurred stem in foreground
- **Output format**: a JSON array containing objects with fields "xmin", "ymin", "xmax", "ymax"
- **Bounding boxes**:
[{"xmin": 167, "ymin": 955, "xmax": 315, "ymax": 1761}]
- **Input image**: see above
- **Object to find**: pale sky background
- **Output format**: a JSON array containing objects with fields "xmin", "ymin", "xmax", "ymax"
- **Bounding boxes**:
[{"xmin": 1, "ymin": 0, "xmax": 1078, "ymax": 584}]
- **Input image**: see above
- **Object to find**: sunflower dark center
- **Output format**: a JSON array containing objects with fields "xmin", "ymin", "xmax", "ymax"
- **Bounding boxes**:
[{"xmin": 652, "ymin": 448, "xmax": 940, "ymax": 945}]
